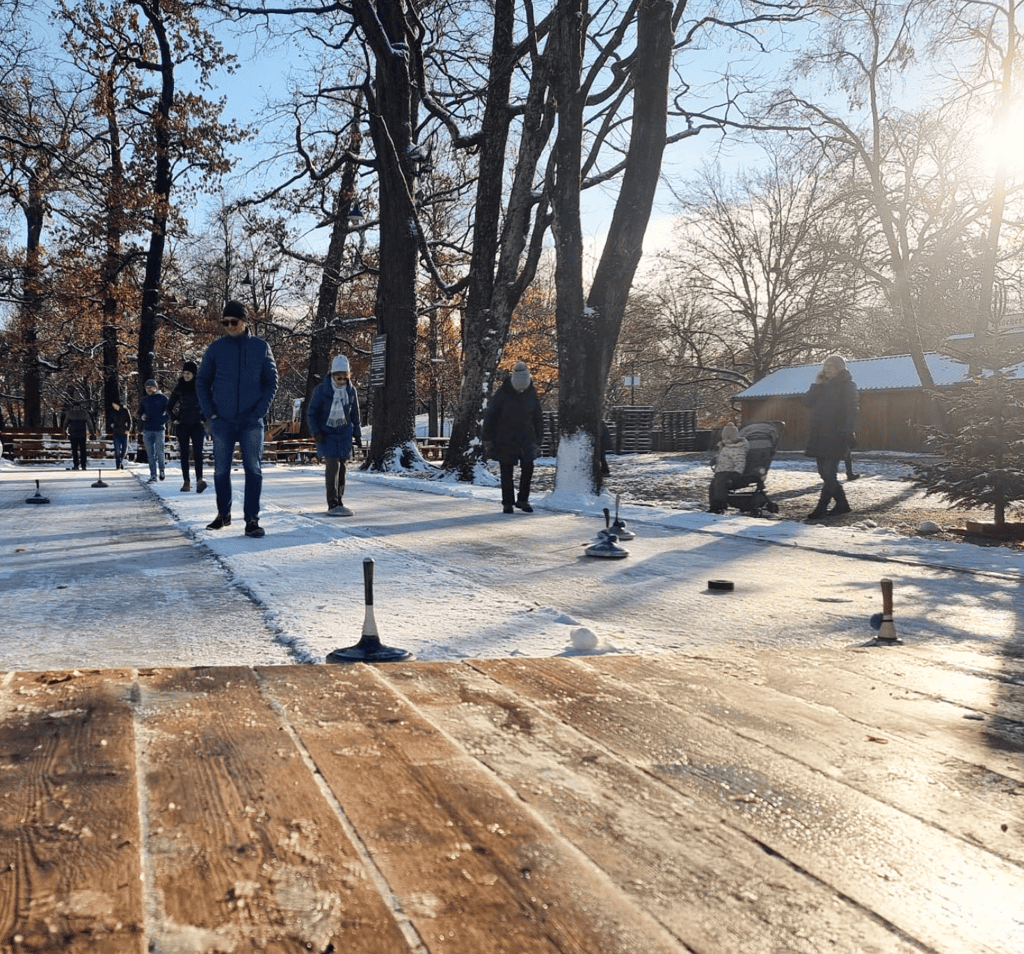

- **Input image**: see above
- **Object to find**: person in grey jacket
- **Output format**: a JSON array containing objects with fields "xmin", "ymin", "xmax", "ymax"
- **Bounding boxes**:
[
  {"xmin": 196, "ymin": 300, "xmax": 278, "ymax": 538},
  {"xmin": 481, "ymin": 361, "xmax": 544, "ymax": 513}
]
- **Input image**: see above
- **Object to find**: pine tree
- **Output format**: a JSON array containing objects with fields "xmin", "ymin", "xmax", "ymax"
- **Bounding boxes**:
[{"xmin": 912, "ymin": 367, "xmax": 1024, "ymax": 527}]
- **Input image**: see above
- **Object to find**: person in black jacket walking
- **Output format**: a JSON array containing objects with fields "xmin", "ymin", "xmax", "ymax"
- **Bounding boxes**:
[
  {"xmin": 482, "ymin": 361, "xmax": 544, "ymax": 513},
  {"xmin": 803, "ymin": 354, "xmax": 859, "ymax": 520},
  {"xmin": 61, "ymin": 398, "xmax": 96, "ymax": 471},
  {"xmin": 107, "ymin": 397, "xmax": 132, "ymax": 469},
  {"xmin": 167, "ymin": 361, "xmax": 207, "ymax": 493}
]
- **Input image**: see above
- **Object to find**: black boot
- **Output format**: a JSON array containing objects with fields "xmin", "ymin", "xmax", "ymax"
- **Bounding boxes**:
[
  {"xmin": 806, "ymin": 487, "xmax": 832, "ymax": 520},
  {"xmin": 829, "ymin": 485, "xmax": 851, "ymax": 516}
]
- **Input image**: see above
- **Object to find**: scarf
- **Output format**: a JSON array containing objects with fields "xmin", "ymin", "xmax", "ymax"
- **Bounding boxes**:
[{"xmin": 326, "ymin": 380, "xmax": 351, "ymax": 428}]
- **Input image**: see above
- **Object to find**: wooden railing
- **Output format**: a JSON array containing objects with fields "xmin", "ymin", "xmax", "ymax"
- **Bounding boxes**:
[{"xmin": 3, "ymin": 429, "xmax": 452, "ymax": 465}]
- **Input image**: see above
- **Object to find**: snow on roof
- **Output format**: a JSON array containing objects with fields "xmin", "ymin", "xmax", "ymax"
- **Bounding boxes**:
[{"xmin": 734, "ymin": 353, "xmax": 975, "ymax": 400}]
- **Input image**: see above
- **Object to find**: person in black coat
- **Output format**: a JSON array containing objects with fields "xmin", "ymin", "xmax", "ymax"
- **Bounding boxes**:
[
  {"xmin": 61, "ymin": 399, "xmax": 97, "ymax": 471},
  {"xmin": 482, "ymin": 361, "xmax": 544, "ymax": 513},
  {"xmin": 803, "ymin": 354, "xmax": 859, "ymax": 519},
  {"xmin": 167, "ymin": 360, "xmax": 207, "ymax": 493},
  {"xmin": 108, "ymin": 397, "xmax": 133, "ymax": 469}
]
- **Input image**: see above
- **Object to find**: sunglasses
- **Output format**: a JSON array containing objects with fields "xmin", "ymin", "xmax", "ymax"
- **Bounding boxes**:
[
  {"xmin": 221, "ymin": 318, "xmax": 242, "ymax": 327},
  {"xmin": 332, "ymin": 373, "xmax": 350, "ymax": 380}
]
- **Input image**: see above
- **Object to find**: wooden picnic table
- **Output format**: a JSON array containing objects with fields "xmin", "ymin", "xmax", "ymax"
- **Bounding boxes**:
[{"xmin": 0, "ymin": 647, "xmax": 1021, "ymax": 953}]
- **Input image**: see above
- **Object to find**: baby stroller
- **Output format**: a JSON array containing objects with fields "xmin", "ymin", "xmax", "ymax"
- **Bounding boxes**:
[{"xmin": 719, "ymin": 420, "xmax": 785, "ymax": 517}]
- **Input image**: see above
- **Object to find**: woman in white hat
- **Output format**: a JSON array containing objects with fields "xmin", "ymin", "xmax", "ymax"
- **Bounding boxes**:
[{"xmin": 307, "ymin": 355, "xmax": 362, "ymax": 515}]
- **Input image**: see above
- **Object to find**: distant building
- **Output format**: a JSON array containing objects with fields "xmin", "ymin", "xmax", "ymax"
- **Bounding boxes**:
[{"xmin": 732, "ymin": 354, "xmax": 981, "ymax": 452}]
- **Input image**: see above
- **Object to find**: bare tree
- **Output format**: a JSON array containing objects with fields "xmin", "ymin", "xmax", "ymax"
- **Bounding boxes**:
[
  {"xmin": 767, "ymin": 0, "xmax": 962, "ymax": 389},
  {"xmin": 662, "ymin": 152, "xmax": 868, "ymax": 381},
  {"xmin": 60, "ymin": 0, "xmax": 243, "ymax": 399},
  {"xmin": 928, "ymin": 0, "xmax": 1024, "ymax": 368}
]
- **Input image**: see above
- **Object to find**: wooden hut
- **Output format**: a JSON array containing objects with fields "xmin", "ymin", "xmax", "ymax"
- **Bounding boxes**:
[{"xmin": 731, "ymin": 354, "xmax": 973, "ymax": 452}]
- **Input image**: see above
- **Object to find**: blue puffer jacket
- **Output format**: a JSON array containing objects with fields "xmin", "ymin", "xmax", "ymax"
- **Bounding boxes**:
[
  {"xmin": 139, "ymin": 392, "xmax": 169, "ymax": 432},
  {"xmin": 307, "ymin": 374, "xmax": 362, "ymax": 459},
  {"xmin": 196, "ymin": 330, "xmax": 278, "ymax": 426}
]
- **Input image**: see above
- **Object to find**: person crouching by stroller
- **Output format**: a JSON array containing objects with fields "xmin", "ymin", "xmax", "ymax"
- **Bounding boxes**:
[
  {"xmin": 482, "ymin": 361, "xmax": 544, "ymax": 513},
  {"xmin": 108, "ymin": 397, "xmax": 132, "ymax": 469},
  {"xmin": 167, "ymin": 360, "xmax": 207, "ymax": 493},
  {"xmin": 708, "ymin": 423, "xmax": 748, "ymax": 514},
  {"xmin": 307, "ymin": 355, "xmax": 362, "ymax": 516},
  {"xmin": 803, "ymin": 353, "xmax": 859, "ymax": 520}
]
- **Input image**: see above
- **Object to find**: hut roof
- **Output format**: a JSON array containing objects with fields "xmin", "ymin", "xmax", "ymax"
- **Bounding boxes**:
[{"xmin": 733, "ymin": 353, "xmax": 978, "ymax": 400}]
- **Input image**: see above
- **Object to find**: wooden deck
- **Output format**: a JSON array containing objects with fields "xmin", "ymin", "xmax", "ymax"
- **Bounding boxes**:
[{"xmin": 1, "ymin": 647, "xmax": 1021, "ymax": 953}]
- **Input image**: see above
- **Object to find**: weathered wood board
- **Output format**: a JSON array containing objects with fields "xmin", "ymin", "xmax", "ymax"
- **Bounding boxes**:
[{"xmin": 1, "ymin": 648, "xmax": 1021, "ymax": 954}]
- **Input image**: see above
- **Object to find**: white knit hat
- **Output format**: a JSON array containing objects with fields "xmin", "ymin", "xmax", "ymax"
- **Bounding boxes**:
[
  {"xmin": 331, "ymin": 355, "xmax": 351, "ymax": 374},
  {"xmin": 722, "ymin": 423, "xmax": 740, "ymax": 442},
  {"xmin": 509, "ymin": 361, "xmax": 531, "ymax": 392}
]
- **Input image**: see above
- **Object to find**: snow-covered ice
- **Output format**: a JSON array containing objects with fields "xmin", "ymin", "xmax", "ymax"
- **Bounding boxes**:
[{"xmin": 1, "ymin": 449, "xmax": 1021, "ymax": 671}]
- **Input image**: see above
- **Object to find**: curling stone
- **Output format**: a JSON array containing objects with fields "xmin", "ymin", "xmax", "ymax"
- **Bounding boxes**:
[
  {"xmin": 25, "ymin": 480, "xmax": 50, "ymax": 504},
  {"xmin": 609, "ymin": 494, "xmax": 636, "ymax": 540},
  {"xmin": 585, "ymin": 527, "xmax": 629, "ymax": 559},
  {"xmin": 327, "ymin": 557, "xmax": 415, "ymax": 663},
  {"xmin": 91, "ymin": 469, "xmax": 109, "ymax": 488},
  {"xmin": 869, "ymin": 578, "xmax": 901, "ymax": 645}
]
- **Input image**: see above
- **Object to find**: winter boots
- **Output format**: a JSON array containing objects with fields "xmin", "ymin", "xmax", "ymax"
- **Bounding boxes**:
[{"xmin": 807, "ymin": 484, "xmax": 851, "ymax": 520}]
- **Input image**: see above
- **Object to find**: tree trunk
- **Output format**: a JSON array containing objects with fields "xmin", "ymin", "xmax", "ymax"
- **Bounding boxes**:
[
  {"xmin": 444, "ymin": 0, "xmax": 548, "ymax": 479},
  {"xmin": 356, "ymin": 0, "xmax": 420, "ymax": 470},
  {"xmin": 135, "ymin": 5, "xmax": 175, "ymax": 396},
  {"xmin": 554, "ymin": 0, "xmax": 673, "ymax": 496},
  {"xmin": 21, "ymin": 187, "xmax": 45, "ymax": 428},
  {"xmin": 301, "ymin": 150, "xmax": 362, "ymax": 437}
]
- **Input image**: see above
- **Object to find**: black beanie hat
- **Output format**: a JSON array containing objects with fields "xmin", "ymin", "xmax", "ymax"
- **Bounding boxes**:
[
  {"xmin": 183, "ymin": 360, "xmax": 198, "ymax": 375},
  {"xmin": 223, "ymin": 300, "xmax": 247, "ymax": 320}
]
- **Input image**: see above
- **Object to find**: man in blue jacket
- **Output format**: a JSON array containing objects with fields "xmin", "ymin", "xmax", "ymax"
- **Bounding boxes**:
[{"xmin": 196, "ymin": 300, "xmax": 278, "ymax": 538}]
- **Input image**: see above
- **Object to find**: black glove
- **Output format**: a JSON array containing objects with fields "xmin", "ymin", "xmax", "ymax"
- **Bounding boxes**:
[
  {"xmin": 354, "ymin": 434, "xmax": 362, "ymax": 448},
  {"xmin": 313, "ymin": 431, "xmax": 324, "ymax": 443},
  {"xmin": 481, "ymin": 441, "xmax": 494, "ymax": 460}
]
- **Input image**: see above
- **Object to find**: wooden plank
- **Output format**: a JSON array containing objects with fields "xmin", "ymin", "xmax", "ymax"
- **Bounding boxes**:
[
  {"xmin": 0, "ymin": 669, "xmax": 145, "ymax": 953},
  {"xmin": 578, "ymin": 652, "xmax": 1024, "ymax": 865},
  {"xmin": 689, "ymin": 646, "xmax": 1024, "ymax": 784},
  {"xmin": 260, "ymin": 664, "xmax": 688, "ymax": 954},
  {"xmin": 380, "ymin": 660, "xmax": 922, "ymax": 954},
  {"xmin": 472, "ymin": 657, "xmax": 1024, "ymax": 954},
  {"xmin": 136, "ymin": 666, "xmax": 410, "ymax": 954}
]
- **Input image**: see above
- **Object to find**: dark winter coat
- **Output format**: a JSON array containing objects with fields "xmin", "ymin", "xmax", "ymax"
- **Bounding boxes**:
[
  {"xmin": 481, "ymin": 379, "xmax": 544, "ymax": 465},
  {"xmin": 139, "ymin": 392, "xmax": 169, "ymax": 432},
  {"xmin": 307, "ymin": 374, "xmax": 362, "ymax": 459},
  {"xmin": 108, "ymin": 405, "xmax": 132, "ymax": 436},
  {"xmin": 167, "ymin": 377, "xmax": 205, "ymax": 430},
  {"xmin": 61, "ymin": 405, "xmax": 95, "ymax": 438},
  {"xmin": 803, "ymin": 369, "xmax": 859, "ymax": 461},
  {"xmin": 196, "ymin": 330, "xmax": 278, "ymax": 427}
]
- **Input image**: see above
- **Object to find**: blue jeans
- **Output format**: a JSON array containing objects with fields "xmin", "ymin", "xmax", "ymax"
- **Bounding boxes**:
[
  {"xmin": 211, "ymin": 418, "xmax": 264, "ymax": 521},
  {"xmin": 142, "ymin": 429, "xmax": 165, "ymax": 477},
  {"xmin": 111, "ymin": 434, "xmax": 128, "ymax": 468}
]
